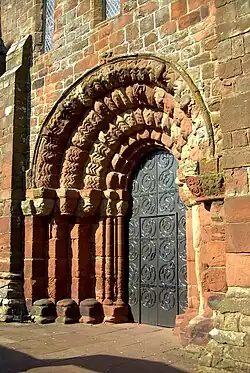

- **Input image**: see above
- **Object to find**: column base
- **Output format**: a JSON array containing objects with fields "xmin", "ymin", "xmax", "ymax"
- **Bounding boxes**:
[
  {"xmin": 30, "ymin": 299, "xmax": 57, "ymax": 324},
  {"xmin": 103, "ymin": 303, "xmax": 129, "ymax": 323},
  {"xmin": 79, "ymin": 298, "xmax": 104, "ymax": 324},
  {"xmin": 56, "ymin": 299, "xmax": 80, "ymax": 324}
]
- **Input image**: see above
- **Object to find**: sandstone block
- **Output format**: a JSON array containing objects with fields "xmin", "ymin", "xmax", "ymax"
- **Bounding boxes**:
[
  {"xmin": 56, "ymin": 298, "xmax": 80, "ymax": 324},
  {"xmin": 198, "ymin": 353, "xmax": 212, "ymax": 367},
  {"xmin": 221, "ymin": 92, "xmax": 250, "ymax": 133},
  {"xmin": 79, "ymin": 298, "xmax": 104, "ymax": 324},
  {"xmin": 103, "ymin": 304, "xmax": 128, "ymax": 323},
  {"xmin": 239, "ymin": 314, "xmax": 250, "ymax": 334},
  {"xmin": 214, "ymin": 358, "xmax": 250, "ymax": 371},
  {"xmin": 224, "ymin": 345, "xmax": 250, "ymax": 364},
  {"xmin": 206, "ymin": 339, "xmax": 224, "ymax": 365},
  {"xmin": 220, "ymin": 312, "xmax": 240, "ymax": 332},
  {"xmin": 227, "ymin": 287, "xmax": 250, "ymax": 299},
  {"xmin": 219, "ymin": 298, "xmax": 250, "ymax": 315},
  {"xmin": 225, "ymin": 196, "xmax": 250, "ymax": 223},
  {"xmin": 209, "ymin": 328, "xmax": 246, "ymax": 347},
  {"xmin": 30, "ymin": 299, "xmax": 56, "ymax": 324},
  {"xmin": 226, "ymin": 254, "xmax": 250, "ymax": 287}
]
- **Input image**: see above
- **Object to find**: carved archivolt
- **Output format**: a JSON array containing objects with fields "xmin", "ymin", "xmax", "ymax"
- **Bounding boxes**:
[{"xmin": 31, "ymin": 55, "xmax": 215, "ymax": 195}]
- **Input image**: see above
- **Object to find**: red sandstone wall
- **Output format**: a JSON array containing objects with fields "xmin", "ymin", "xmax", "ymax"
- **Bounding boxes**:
[
  {"xmin": 1, "ymin": 0, "xmax": 250, "ymax": 314},
  {"xmin": 28, "ymin": 0, "xmax": 218, "ymax": 164},
  {"xmin": 217, "ymin": 0, "xmax": 250, "ymax": 289},
  {"xmin": 186, "ymin": 202, "xmax": 226, "ymax": 316},
  {"xmin": 0, "ymin": 0, "xmax": 43, "ymax": 53}
]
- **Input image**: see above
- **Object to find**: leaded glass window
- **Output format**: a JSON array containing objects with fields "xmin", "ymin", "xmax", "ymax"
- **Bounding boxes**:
[
  {"xmin": 43, "ymin": 0, "xmax": 55, "ymax": 52},
  {"xmin": 105, "ymin": 0, "xmax": 120, "ymax": 19}
]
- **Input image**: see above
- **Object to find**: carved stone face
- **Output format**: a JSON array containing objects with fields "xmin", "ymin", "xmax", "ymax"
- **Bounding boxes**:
[{"xmin": 173, "ymin": 77, "xmax": 185, "ymax": 98}]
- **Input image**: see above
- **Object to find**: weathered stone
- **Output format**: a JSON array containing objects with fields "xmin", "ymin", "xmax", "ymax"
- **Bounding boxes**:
[
  {"xmin": 206, "ymin": 339, "xmax": 224, "ymax": 366},
  {"xmin": 219, "ymin": 298, "xmax": 250, "ymax": 316},
  {"xmin": 198, "ymin": 353, "xmax": 213, "ymax": 367},
  {"xmin": 185, "ymin": 343, "xmax": 205, "ymax": 357},
  {"xmin": 33, "ymin": 299, "xmax": 53, "ymax": 307},
  {"xmin": 21, "ymin": 198, "xmax": 55, "ymax": 216},
  {"xmin": 220, "ymin": 313, "xmax": 240, "ymax": 332},
  {"xmin": 209, "ymin": 328, "xmax": 247, "ymax": 347},
  {"xmin": 221, "ymin": 93, "xmax": 250, "ymax": 132},
  {"xmin": 239, "ymin": 314, "xmax": 250, "ymax": 333},
  {"xmin": 224, "ymin": 345, "xmax": 250, "ymax": 364},
  {"xmin": 56, "ymin": 298, "xmax": 80, "ymax": 324},
  {"xmin": 79, "ymin": 298, "xmax": 104, "ymax": 324},
  {"xmin": 208, "ymin": 294, "xmax": 225, "ymax": 310},
  {"xmin": 103, "ymin": 304, "xmax": 129, "ymax": 324},
  {"xmin": 197, "ymin": 366, "xmax": 232, "ymax": 373},
  {"xmin": 30, "ymin": 299, "xmax": 56, "ymax": 324},
  {"xmin": 213, "ymin": 312, "xmax": 225, "ymax": 329},
  {"xmin": 215, "ymin": 358, "xmax": 250, "ymax": 372},
  {"xmin": 226, "ymin": 287, "xmax": 250, "ymax": 299}
]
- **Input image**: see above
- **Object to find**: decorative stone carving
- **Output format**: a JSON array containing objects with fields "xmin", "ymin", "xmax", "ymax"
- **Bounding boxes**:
[
  {"xmin": 116, "ymin": 200, "xmax": 129, "ymax": 217},
  {"xmin": 76, "ymin": 189, "xmax": 102, "ymax": 217},
  {"xmin": 186, "ymin": 174, "xmax": 224, "ymax": 200},
  {"xmin": 100, "ymin": 190, "xmax": 119, "ymax": 217},
  {"xmin": 22, "ymin": 188, "xmax": 56, "ymax": 216},
  {"xmin": 56, "ymin": 188, "xmax": 79, "ymax": 215},
  {"xmin": 32, "ymin": 55, "xmax": 215, "ymax": 191},
  {"xmin": 21, "ymin": 198, "xmax": 55, "ymax": 216}
]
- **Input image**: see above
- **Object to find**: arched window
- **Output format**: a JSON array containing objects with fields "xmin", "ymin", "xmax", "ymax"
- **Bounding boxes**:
[
  {"xmin": 43, "ymin": 0, "xmax": 55, "ymax": 52},
  {"xmin": 105, "ymin": 0, "xmax": 120, "ymax": 19}
]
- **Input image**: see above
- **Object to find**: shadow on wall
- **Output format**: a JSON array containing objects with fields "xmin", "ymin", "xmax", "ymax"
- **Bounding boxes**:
[{"xmin": 0, "ymin": 345, "xmax": 192, "ymax": 373}]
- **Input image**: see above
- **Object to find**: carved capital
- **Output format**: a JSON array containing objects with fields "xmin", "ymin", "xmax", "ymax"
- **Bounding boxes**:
[
  {"xmin": 116, "ymin": 200, "xmax": 129, "ymax": 216},
  {"xmin": 185, "ymin": 173, "xmax": 224, "ymax": 201},
  {"xmin": 76, "ymin": 189, "xmax": 102, "ymax": 217},
  {"xmin": 21, "ymin": 198, "xmax": 55, "ymax": 216},
  {"xmin": 100, "ymin": 189, "xmax": 119, "ymax": 217},
  {"xmin": 115, "ymin": 189, "xmax": 129, "ymax": 216},
  {"xmin": 56, "ymin": 188, "xmax": 79, "ymax": 215}
]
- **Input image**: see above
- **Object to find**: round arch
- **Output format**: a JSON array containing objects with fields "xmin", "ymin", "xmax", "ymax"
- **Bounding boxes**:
[
  {"xmin": 31, "ymin": 53, "xmax": 215, "ymax": 192},
  {"xmin": 23, "ymin": 54, "xmax": 224, "ymax": 324}
]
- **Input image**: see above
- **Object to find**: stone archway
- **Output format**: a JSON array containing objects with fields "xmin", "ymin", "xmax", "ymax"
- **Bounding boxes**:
[{"xmin": 22, "ymin": 54, "xmax": 223, "ymax": 323}]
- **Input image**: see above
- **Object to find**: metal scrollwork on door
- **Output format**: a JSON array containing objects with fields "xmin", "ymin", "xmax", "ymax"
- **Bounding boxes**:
[{"xmin": 128, "ymin": 149, "xmax": 187, "ymax": 327}]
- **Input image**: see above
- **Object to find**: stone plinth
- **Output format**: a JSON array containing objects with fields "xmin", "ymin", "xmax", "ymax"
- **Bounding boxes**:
[
  {"xmin": 79, "ymin": 298, "xmax": 104, "ymax": 324},
  {"xmin": 30, "ymin": 299, "xmax": 56, "ymax": 324},
  {"xmin": 103, "ymin": 303, "xmax": 129, "ymax": 324},
  {"xmin": 56, "ymin": 299, "xmax": 80, "ymax": 324}
]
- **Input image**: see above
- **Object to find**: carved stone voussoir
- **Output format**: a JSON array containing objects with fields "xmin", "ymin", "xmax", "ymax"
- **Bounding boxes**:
[
  {"xmin": 185, "ymin": 173, "xmax": 224, "ymax": 200},
  {"xmin": 33, "ymin": 55, "xmax": 215, "ymax": 191}
]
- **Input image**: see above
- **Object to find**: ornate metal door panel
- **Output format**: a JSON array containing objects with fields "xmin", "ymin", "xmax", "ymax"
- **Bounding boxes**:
[{"xmin": 128, "ymin": 150, "xmax": 187, "ymax": 327}]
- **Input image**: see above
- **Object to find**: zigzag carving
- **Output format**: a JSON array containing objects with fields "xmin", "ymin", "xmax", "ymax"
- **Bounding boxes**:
[{"xmin": 34, "ymin": 56, "xmax": 216, "ymax": 190}]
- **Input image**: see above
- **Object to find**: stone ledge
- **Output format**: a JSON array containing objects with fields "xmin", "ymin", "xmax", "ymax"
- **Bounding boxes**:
[
  {"xmin": 219, "ymin": 298, "xmax": 250, "ymax": 316},
  {"xmin": 209, "ymin": 328, "xmax": 247, "ymax": 347},
  {"xmin": 226, "ymin": 287, "xmax": 250, "ymax": 299}
]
